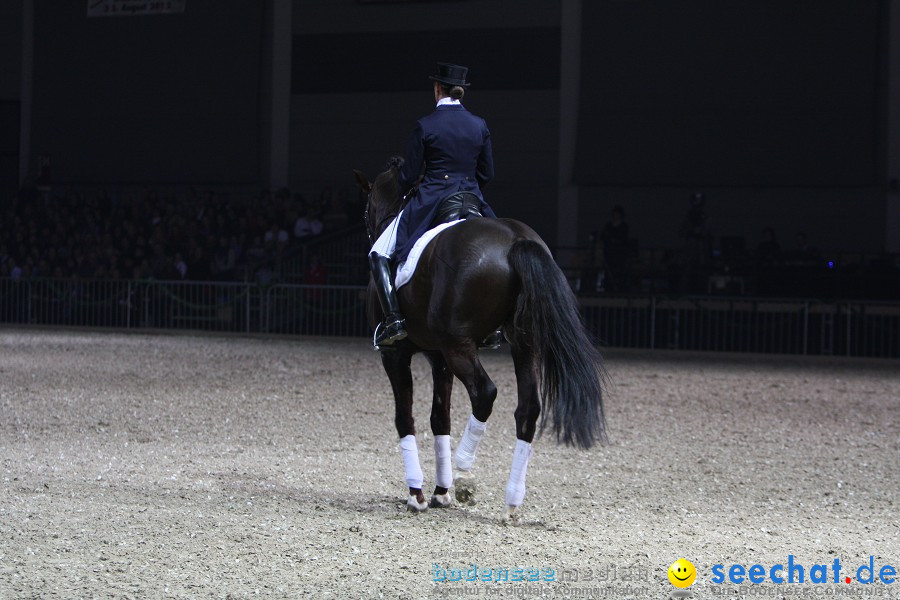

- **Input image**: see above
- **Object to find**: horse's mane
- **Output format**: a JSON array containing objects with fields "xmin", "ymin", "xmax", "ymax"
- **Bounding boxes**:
[{"xmin": 372, "ymin": 157, "xmax": 404, "ymax": 215}]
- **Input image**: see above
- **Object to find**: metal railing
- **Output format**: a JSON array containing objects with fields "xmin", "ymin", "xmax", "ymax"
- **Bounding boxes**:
[
  {"xmin": 1, "ymin": 278, "xmax": 898, "ymax": 358},
  {"xmin": 0, "ymin": 278, "xmax": 369, "ymax": 338},
  {"xmin": 279, "ymin": 224, "xmax": 370, "ymax": 285},
  {"xmin": 580, "ymin": 296, "xmax": 900, "ymax": 358}
]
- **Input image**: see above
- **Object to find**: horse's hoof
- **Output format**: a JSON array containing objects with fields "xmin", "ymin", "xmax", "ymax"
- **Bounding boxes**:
[
  {"xmin": 429, "ymin": 492, "xmax": 452, "ymax": 508},
  {"xmin": 406, "ymin": 495, "xmax": 428, "ymax": 513},
  {"xmin": 454, "ymin": 473, "xmax": 476, "ymax": 505},
  {"xmin": 504, "ymin": 505, "xmax": 522, "ymax": 526}
]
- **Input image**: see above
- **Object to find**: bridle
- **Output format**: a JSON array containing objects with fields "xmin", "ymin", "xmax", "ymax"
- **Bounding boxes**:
[
  {"xmin": 363, "ymin": 173, "xmax": 416, "ymax": 245},
  {"xmin": 364, "ymin": 191, "xmax": 398, "ymax": 246}
]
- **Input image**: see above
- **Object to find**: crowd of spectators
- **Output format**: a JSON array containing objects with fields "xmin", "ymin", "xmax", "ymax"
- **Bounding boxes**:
[
  {"xmin": 0, "ymin": 182, "xmax": 365, "ymax": 284},
  {"xmin": 581, "ymin": 193, "xmax": 899, "ymax": 300},
  {"xmin": 4, "ymin": 183, "xmax": 898, "ymax": 300}
]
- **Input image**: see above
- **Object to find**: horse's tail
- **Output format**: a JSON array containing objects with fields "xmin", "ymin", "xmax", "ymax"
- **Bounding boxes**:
[{"xmin": 508, "ymin": 239, "xmax": 607, "ymax": 449}]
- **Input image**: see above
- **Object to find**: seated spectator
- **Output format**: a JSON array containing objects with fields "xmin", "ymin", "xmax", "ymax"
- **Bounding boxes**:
[
  {"xmin": 755, "ymin": 227, "xmax": 782, "ymax": 268},
  {"xmin": 149, "ymin": 244, "xmax": 177, "ymax": 280},
  {"xmin": 303, "ymin": 255, "xmax": 328, "ymax": 301},
  {"xmin": 600, "ymin": 205, "xmax": 630, "ymax": 293},
  {"xmin": 305, "ymin": 254, "xmax": 328, "ymax": 285},
  {"xmin": 211, "ymin": 235, "xmax": 237, "ymax": 280},
  {"xmin": 6, "ymin": 258, "xmax": 23, "ymax": 280},
  {"xmin": 264, "ymin": 222, "xmax": 289, "ymax": 247},
  {"xmin": 245, "ymin": 236, "xmax": 266, "ymax": 262},
  {"xmin": 174, "ymin": 252, "xmax": 188, "ymax": 279},
  {"xmin": 294, "ymin": 206, "xmax": 324, "ymax": 240},
  {"xmin": 322, "ymin": 187, "xmax": 351, "ymax": 231},
  {"xmin": 187, "ymin": 243, "xmax": 212, "ymax": 281},
  {"xmin": 678, "ymin": 192, "xmax": 714, "ymax": 293},
  {"xmin": 784, "ymin": 231, "xmax": 820, "ymax": 266}
]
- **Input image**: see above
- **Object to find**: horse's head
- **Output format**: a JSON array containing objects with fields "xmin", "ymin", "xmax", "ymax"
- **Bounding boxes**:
[{"xmin": 354, "ymin": 157, "xmax": 404, "ymax": 244}]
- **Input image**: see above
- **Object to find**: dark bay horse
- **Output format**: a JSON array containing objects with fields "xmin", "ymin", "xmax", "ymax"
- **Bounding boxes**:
[{"xmin": 354, "ymin": 161, "xmax": 606, "ymax": 520}]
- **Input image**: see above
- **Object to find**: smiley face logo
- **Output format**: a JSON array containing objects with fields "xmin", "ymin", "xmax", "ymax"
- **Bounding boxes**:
[{"xmin": 668, "ymin": 558, "xmax": 697, "ymax": 588}]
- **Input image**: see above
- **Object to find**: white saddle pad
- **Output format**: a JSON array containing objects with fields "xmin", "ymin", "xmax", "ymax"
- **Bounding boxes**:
[{"xmin": 395, "ymin": 219, "xmax": 463, "ymax": 289}]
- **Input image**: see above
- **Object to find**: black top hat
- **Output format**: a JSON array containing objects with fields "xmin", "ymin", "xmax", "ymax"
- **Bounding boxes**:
[{"xmin": 429, "ymin": 63, "xmax": 471, "ymax": 88}]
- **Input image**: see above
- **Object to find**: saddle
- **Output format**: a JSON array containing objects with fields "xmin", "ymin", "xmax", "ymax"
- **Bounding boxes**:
[{"xmin": 429, "ymin": 191, "xmax": 484, "ymax": 228}]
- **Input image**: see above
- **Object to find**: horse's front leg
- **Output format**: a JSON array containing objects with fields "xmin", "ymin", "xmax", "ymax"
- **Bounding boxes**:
[
  {"xmin": 505, "ymin": 342, "xmax": 541, "ymax": 523},
  {"xmin": 424, "ymin": 351, "xmax": 453, "ymax": 508},
  {"xmin": 381, "ymin": 348, "xmax": 427, "ymax": 512}
]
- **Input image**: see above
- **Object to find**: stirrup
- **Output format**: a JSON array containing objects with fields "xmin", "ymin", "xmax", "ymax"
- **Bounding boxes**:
[
  {"xmin": 373, "ymin": 316, "xmax": 407, "ymax": 349},
  {"xmin": 478, "ymin": 330, "xmax": 504, "ymax": 350}
]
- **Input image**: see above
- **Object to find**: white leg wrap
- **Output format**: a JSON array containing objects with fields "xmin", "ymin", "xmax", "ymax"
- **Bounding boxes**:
[
  {"xmin": 434, "ymin": 435, "xmax": 452, "ymax": 489},
  {"xmin": 399, "ymin": 434, "xmax": 423, "ymax": 489},
  {"xmin": 454, "ymin": 415, "xmax": 487, "ymax": 472},
  {"xmin": 505, "ymin": 439, "xmax": 533, "ymax": 507}
]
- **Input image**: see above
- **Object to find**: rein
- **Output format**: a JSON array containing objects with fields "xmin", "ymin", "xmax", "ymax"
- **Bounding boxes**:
[
  {"xmin": 365, "ymin": 202, "xmax": 398, "ymax": 245},
  {"xmin": 364, "ymin": 170, "xmax": 416, "ymax": 245}
]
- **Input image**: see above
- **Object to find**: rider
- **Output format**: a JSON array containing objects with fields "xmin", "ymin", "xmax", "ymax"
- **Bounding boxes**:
[{"xmin": 369, "ymin": 62, "xmax": 497, "ymax": 347}]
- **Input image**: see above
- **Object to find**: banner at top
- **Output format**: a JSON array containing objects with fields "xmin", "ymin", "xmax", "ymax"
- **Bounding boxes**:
[{"xmin": 87, "ymin": 0, "xmax": 186, "ymax": 18}]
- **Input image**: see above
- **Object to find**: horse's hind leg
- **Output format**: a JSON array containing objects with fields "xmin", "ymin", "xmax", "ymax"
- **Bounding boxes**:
[
  {"xmin": 442, "ymin": 344, "xmax": 498, "ymax": 504},
  {"xmin": 424, "ymin": 351, "xmax": 453, "ymax": 508},
  {"xmin": 505, "ymin": 342, "xmax": 541, "ymax": 522},
  {"xmin": 381, "ymin": 349, "xmax": 428, "ymax": 512}
]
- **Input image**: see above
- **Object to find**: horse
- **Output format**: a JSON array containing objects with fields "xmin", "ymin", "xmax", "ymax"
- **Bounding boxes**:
[{"xmin": 353, "ymin": 160, "xmax": 606, "ymax": 521}]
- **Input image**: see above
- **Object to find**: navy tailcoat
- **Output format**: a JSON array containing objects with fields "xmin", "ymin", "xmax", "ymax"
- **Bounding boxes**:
[{"xmin": 395, "ymin": 104, "xmax": 496, "ymax": 262}]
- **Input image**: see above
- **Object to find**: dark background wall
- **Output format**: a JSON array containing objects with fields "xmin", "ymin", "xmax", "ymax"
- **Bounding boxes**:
[
  {"xmin": 578, "ymin": 1, "xmax": 882, "ymax": 188},
  {"xmin": 574, "ymin": 0, "xmax": 889, "ymax": 253},
  {"xmin": 29, "ymin": 0, "xmax": 263, "ymax": 184},
  {"xmin": 0, "ymin": 2, "xmax": 21, "ymax": 101},
  {"xmin": 0, "ymin": 1, "xmax": 22, "ymax": 194}
]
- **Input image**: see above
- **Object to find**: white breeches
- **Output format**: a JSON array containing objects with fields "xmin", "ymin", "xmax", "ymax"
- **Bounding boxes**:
[{"xmin": 370, "ymin": 210, "xmax": 403, "ymax": 258}]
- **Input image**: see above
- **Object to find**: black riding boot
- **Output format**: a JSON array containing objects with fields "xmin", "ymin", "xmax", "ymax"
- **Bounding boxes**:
[{"xmin": 369, "ymin": 253, "xmax": 407, "ymax": 347}]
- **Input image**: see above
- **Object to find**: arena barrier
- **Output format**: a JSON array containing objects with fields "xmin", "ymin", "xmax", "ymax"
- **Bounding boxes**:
[
  {"xmin": 1, "ymin": 278, "xmax": 897, "ymax": 358},
  {"xmin": 580, "ymin": 297, "xmax": 900, "ymax": 358},
  {"xmin": 0, "ymin": 279, "xmax": 369, "ymax": 338}
]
